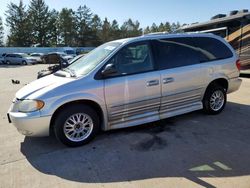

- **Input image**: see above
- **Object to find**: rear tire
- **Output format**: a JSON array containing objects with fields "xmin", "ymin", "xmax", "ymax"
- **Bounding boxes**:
[
  {"xmin": 6, "ymin": 61, "xmax": 10, "ymax": 65},
  {"xmin": 203, "ymin": 84, "xmax": 227, "ymax": 115},
  {"xmin": 22, "ymin": 61, "xmax": 27, "ymax": 65},
  {"xmin": 54, "ymin": 104, "xmax": 100, "ymax": 147}
]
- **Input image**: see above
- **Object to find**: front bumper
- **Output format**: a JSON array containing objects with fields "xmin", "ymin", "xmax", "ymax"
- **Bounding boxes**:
[
  {"xmin": 227, "ymin": 78, "xmax": 242, "ymax": 94},
  {"xmin": 7, "ymin": 110, "xmax": 51, "ymax": 137}
]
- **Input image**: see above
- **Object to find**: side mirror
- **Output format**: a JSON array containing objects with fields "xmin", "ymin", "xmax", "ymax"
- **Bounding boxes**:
[{"xmin": 101, "ymin": 63, "xmax": 117, "ymax": 77}]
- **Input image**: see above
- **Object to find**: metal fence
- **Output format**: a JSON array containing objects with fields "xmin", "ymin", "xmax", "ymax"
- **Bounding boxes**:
[{"xmin": 0, "ymin": 47, "xmax": 95, "ymax": 55}]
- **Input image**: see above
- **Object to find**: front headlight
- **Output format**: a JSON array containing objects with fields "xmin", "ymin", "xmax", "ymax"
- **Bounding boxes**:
[{"xmin": 16, "ymin": 100, "xmax": 44, "ymax": 112}]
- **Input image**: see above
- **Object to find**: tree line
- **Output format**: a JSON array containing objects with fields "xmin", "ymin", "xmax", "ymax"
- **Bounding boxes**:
[{"xmin": 0, "ymin": 0, "xmax": 182, "ymax": 47}]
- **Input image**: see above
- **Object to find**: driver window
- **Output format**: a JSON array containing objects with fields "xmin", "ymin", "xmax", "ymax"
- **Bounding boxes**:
[{"xmin": 110, "ymin": 42, "xmax": 154, "ymax": 75}]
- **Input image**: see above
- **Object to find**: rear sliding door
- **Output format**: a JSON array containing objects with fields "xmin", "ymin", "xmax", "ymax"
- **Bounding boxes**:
[{"xmin": 152, "ymin": 37, "xmax": 207, "ymax": 119}]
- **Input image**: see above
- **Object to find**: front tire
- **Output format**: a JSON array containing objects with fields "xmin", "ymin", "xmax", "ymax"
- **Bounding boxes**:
[
  {"xmin": 54, "ymin": 104, "xmax": 100, "ymax": 147},
  {"xmin": 203, "ymin": 85, "xmax": 227, "ymax": 115},
  {"xmin": 22, "ymin": 61, "xmax": 27, "ymax": 65}
]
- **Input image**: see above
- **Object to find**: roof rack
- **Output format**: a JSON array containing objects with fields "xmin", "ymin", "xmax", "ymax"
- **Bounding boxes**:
[{"xmin": 142, "ymin": 31, "xmax": 169, "ymax": 36}]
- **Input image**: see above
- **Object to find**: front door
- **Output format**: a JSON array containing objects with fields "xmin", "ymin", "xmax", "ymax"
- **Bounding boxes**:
[{"xmin": 103, "ymin": 41, "xmax": 161, "ymax": 129}]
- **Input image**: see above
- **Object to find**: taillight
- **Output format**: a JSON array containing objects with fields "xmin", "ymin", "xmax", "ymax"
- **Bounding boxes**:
[{"xmin": 236, "ymin": 59, "xmax": 241, "ymax": 71}]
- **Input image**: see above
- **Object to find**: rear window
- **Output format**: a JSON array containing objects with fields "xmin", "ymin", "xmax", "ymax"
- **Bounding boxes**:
[
  {"xmin": 153, "ymin": 37, "xmax": 233, "ymax": 69},
  {"xmin": 152, "ymin": 39, "xmax": 200, "ymax": 69},
  {"xmin": 192, "ymin": 37, "xmax": 233, "ymax": 62}
]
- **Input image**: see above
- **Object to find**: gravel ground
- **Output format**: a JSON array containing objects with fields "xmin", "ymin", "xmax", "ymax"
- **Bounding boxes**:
[{"xmin": 0, "ymin": 64, "xmax": 250, "ymax": 188}]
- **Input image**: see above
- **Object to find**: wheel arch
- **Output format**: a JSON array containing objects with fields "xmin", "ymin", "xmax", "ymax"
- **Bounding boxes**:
[
  {"xmin": 49, "ymin": 99, "xmax": 105, "ymax": 135},
  {"xmin": 203, "ymin": 78, "xmax": 228, "ymax": 100},
  {"xmin": 208, "ymin": 78, "xmax": 228, "ymax": 91}
]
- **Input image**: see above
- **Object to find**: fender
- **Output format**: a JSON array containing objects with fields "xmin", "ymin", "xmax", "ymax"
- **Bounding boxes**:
[{"xmin": 40, "ymin": 92, "xmax": 109, "ymax": 131}]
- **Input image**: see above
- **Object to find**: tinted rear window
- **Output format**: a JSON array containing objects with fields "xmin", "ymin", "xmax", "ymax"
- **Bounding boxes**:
[
  {"xmin": 192, "ymin": 37, "xmax": 233, "ymax": 62},
  {"xmin": 153, "ymin": 37, "xmax": 233, "ymax": 69}
]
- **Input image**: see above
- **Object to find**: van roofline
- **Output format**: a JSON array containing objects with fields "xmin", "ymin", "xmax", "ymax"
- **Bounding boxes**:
[{"xmin": 112, "ymin": 33, "xmax": 218, "ymax": 45}]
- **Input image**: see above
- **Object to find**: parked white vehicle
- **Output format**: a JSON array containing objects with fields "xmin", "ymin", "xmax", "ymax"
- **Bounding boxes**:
[
  {"xmin": 30, "ymin": 53, "xmax": 44, "ymax": 63},
  {"xmin": 8, "ymin": 33, "xmax": 242, "ymax": 146},
  {"xmin": 56, "ymin": 52, "xmax": 74, "ymax": 61}
]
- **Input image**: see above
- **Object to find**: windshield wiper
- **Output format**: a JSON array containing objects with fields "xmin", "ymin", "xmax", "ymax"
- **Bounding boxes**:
[{"xmin": 63, "ymin": 67, "xmax": 76, "ymax": 77}]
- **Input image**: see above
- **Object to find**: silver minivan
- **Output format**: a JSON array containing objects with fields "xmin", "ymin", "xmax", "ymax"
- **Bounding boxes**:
[
  {"xmin": 8, "ymin": 33, "xmax": 242, "ymax": 146},
  {"xmin": 5, "ymin": 53, "xmax": 37, "ymax": 65}
]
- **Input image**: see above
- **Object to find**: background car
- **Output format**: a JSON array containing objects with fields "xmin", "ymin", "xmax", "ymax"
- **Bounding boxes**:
[
  {"xmin": 57, "ymin": 52, "xmax": 74, "ymax": 61},
  {"xmin": 0, "ymin": 53, "xmax": 7, "ymax": 64},
  {"xmin": 4, "ymin": 53, "xmax": 37, "ymax": 65},
  {"xmin": 30, "ymin": 53, "xmax": 44, "ymax": 63},
  {"xmin": 64, "ymin": 49, "xmax": 77, "ymax": 58},
  {"xmin": 42, "ymin": 52, "xmax": 66, "ymax": 64},
  {"xmin": 37, "ymin": 54, "xmax": 85, "ymax": 79},
  {"xmin": 42, "ymin": 52, "xmax": 73, "ymax": 64}
]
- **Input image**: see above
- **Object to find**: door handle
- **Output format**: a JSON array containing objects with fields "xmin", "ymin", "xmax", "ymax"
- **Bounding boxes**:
[
  {"xmin": 147, "ymin": 80, "xmax": 159, "ymax": 86},
  {"xmin": 163, "ymin": 77, "xmax": 174, "ymax": 84}
]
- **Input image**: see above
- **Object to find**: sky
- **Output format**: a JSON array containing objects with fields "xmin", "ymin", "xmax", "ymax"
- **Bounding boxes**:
[{"xmin": 0, "ymin": 0, "xmax": 250, "ymax": 36}]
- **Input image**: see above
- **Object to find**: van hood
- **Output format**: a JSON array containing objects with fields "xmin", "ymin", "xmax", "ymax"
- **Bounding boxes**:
[{"xmin": 15, "ymin": 74, "xmax": 73, "ymax": 99}]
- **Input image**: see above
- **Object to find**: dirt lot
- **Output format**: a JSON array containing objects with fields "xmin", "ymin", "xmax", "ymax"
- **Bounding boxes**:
[{"xmin": 0, "ymin": 65, "xmax": 250, "ymax": 188}]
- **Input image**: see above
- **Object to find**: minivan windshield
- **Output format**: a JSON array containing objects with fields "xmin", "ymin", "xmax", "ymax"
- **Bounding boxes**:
[{"xmin": 66, "ymin": 42, "xmax": 121, "ymax": 77}]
